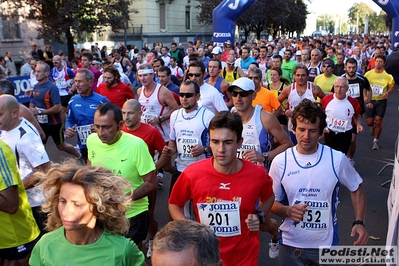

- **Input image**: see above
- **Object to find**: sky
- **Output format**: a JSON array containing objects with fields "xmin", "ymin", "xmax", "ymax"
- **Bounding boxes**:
[{"xmin": 308, "ymin": 0, "xmax": 382, "ymax": 16}]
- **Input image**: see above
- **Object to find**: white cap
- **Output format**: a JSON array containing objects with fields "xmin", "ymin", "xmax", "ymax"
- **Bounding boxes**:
[
  {"xmin": 211, "ymin": 47, "xmax": 223, "ymax": 54},
  {"xmin": 228, "ymin": 78, "xmax": 255, "ymax": 92},
  {"xmin": 295, "ymin": 51, "xmax": 302, "ymax": 56}
]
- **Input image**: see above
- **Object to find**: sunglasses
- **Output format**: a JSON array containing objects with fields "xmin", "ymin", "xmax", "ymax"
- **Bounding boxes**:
[
  {"xmin": 188, "ymin": 73, "xmax": 201, "ymax": 77},
  {"xmin": 230, "ymin": 90, "xmax": 253, "ymax": 97},
  {"xmin": 323, "ymin": 65, "xmax": 332, "ymax": 68},
  {"xmin": 247, "ymin": 76, "xmax": 260, "ymax": 80},
  {"xmin": 179, "ymin": 92, "xmax": 196, "ymax": 98},
  {"xmin": 227, "ymin": 62, "xmax": 235, "ymax": 65}
]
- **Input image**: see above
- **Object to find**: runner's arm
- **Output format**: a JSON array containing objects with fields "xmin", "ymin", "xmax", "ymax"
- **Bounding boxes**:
[
  {"xmin": 350, "ymin": 184, "xmax": 369, "ymax": 245},
  {"xmin": 132, "ymin": 170, "xmax": 157, "ymax": 201},
  {"xmin": 0, "ymin": 186, "xmax": 18, "ymax": 214},
  {"xmin": 168, "ymin": 204, "xmax": 187, "ymax": 221}
]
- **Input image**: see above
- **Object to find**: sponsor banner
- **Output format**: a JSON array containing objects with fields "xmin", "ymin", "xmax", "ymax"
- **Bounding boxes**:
[
  {"xmin": 212, "ymin": 0, "xmax": 258, "ymax": 46},
  {"xmin": 319, "ymin": 245, "xmax": 397, "ymax": 265},
  {"xmin": 6, "ymin": 75, "xmax": 32, "ymax": 104}
]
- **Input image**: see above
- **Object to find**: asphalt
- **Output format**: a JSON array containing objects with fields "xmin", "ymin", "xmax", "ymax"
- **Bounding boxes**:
[{"xmin": 45, "ymin": 88, "xmax": 399, "ymax": 265}]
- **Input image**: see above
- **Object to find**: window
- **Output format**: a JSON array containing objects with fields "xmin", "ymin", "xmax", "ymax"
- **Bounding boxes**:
[
  {"xmin": 185, "ymin": 6, "xmax": 190, "ymax": 30},
  {"xmin": 2, "ymin": 15, "xmax": 21, "ymax": 40},
  {"xmin": 160, "ymin": 3, "xmax": 166, "ymax": 30}
]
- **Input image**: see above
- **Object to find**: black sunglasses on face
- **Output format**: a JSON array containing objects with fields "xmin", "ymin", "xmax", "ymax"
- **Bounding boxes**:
[
  {"xmin": 230, "ymin": 90, "xmax": 253, "ymax": 97},
  {"xmin": 188, "ymin": 73, "xmax": 201, "ymax": 77},
  {"xmin": 179, "ymin": 92, "xmax": 196, "ymax": 98}
]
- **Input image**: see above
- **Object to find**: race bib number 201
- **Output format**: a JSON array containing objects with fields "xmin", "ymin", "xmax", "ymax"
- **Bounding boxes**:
[{"xmin": 197, "ymin": 201, "xmax": 241, "ymax": 237}]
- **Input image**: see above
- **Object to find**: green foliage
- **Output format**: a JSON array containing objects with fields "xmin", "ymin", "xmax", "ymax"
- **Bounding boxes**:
[
  {"xmin": 2, "ymin": 0, "xmax": 134, "ymax": 58},
  {"xmin": 348, "ymin": 2, "xmax": 388, "ymax": 34}
]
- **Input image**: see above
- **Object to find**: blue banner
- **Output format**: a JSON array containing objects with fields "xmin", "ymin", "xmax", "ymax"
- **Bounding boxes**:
[
  {"xmin": 373, "ymin": 0, "xmax": 399, "ymax": 48},
  {"xmin": 6, "ymin": 75, "xmax": 32, "ymax": 104},
  {"xmin": 212, "ymin": 0, "xmax": 257, "ymax": 48}
]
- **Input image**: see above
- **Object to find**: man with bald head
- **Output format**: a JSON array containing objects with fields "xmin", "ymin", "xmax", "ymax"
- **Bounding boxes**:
[
  {"xmin": 0, "ymin": 95, "xmax": 50, "ymax": 232},
  {"xmin": 122, "ymin": 99, "xmax": 172, "ymax": 258},
  {"xmin": 0, "ymin": 80, "xmax": 45, "ymax": 141},
  {"xmin": 321, "ymin": 77, "xmax": 363, "ymax": 155}
]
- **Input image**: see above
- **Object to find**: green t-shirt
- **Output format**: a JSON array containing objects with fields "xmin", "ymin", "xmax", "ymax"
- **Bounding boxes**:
[
  {"xmin": 266, "ymin": 68, "xmax": 292, "ymax": 85},
  {"xmin": 87, "ymin": 132, "xmax": 155, "ymax": 218},
  {"xmin": 29, "ymin": 227, "xmax": 145, "ymax": 266},
  {"xmin": 281, "ymin": 60, "xmax": 297, "ymax": 81},
  {"xmin": 0, "ymin": 140, "xmax": 40, "ymax": 248}
]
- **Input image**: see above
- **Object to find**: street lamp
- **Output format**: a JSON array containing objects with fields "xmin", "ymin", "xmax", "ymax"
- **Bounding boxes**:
[{"xmin": 356, "ymin": 11, "xmax": 359, "ymax": 34}]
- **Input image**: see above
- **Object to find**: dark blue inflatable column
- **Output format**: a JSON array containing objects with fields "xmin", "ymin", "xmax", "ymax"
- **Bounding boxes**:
[
  {"xmin": 372, "ymin": 0, "xmax": 399, "ymax": 48},
  {"xmin": 212, "ymin": 0, "xmax": 258, "ymax": 48}
]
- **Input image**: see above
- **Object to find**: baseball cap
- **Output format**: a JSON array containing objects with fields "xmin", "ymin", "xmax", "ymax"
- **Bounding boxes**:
[
  {"xmin": 323, "ymin": 58, "xmax": 334, "ymax": 67},
  {"xmin": 228, "ymin": 78, "xmax": 255, "ymax": 92},
  {"xmin": 211, "ymin": 47, "xmax": 223, "ymax": 54},
  {"xmin": 295, "ymin": 51, "xmax": 302, "ymax": 56}
]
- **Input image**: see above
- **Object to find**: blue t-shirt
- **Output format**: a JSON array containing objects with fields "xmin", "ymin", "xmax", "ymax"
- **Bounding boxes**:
[
  {"xmin": 67, "ymin": 92, "xmax": 110, "ymax": 148},
  {"xmin": 32, "ymin": 81, "xmax": 62, "ymax": 125}
]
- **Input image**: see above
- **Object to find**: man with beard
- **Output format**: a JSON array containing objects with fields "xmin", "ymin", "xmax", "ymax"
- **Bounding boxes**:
[
  {"xmin": 281, "ymin": 50, "xmax": 297, "ymax": 82},
  {"xmin": 342, "ymin": 58, "xmax": 371, "ymax": 165},
  {"xmin": 96, "ymin": 66, "xmax": 135, "ymax": 108},
  {"xmin": 235, "ymin": 47, "xmax": 255, "ymax": 74}
]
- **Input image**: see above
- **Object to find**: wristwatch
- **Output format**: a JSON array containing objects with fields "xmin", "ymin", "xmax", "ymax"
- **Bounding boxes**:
[
  {"xmin": 37, "ymin": 109, "xmax": 42, "ymax": 115},
  {"xmin": 352, "ymin": 220, "xmax": 365, "ymax": 227},
  {"xmin": 262, "ymin": 152, "xmax": 269, "ymax": 163},
  {"xmin": 257, "ymin": 211, "xmax": 266, "ymax": 224},
  {"xmin": 159, "ymin": 116, "xmax": 165, "ymax": 122},
  {"xmin": 204, "ymin": 146, "xmax": 210, "ymax": 153}
]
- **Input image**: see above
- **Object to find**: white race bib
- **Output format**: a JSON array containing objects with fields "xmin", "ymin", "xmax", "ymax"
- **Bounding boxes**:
[
  {"xmin": 371, "ymin": 84, "xmax": 383, "ymax": 97},
  {"xmin": 236, "ymin": 144, "xmax": 257, "ymax": 159},
  {"xmin": 293, "ymin": 199, "xmax": 330, "ymax": 232},
  {"xmin": 176, "ymin": 137, "xmax": 198, "ymax": 161},
  {"xmin": 76, "ymin": 124, "xmax": 92, "ymax": 145},
  {"xmin": 55, "ymin": 79, "xmax": 67, "ymax": 89},
  {"xmin": 347, "ymin": 83, "xmax": 360, "ymax": 98},
  {"xmin": 36, "ymin": 108, "xmax": 48, "ymax": 124},
  {"xmin": 327, "ymin": 117, "xmax": 349, "ymax": 132},
  {"xmin": 197, "ymin": 201, "xmax": 241, "ymax": 237},
  {"xmin": 141, "ymin": 113, "xmax": 156, "ymax": 124}
]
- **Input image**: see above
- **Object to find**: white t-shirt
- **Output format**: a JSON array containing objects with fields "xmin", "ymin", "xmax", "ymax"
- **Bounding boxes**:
[
  {"xmin": 198, "ymin": 83, "xmax": 228, "ymax": 114},
  {"xmin": 0, "ymin": 118, "xmax": 49, "ymax": 207}
]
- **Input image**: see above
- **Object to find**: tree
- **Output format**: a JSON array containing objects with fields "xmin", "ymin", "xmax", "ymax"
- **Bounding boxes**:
[
  {"xmin": 2, "ymin": 0, "xmax": 132, "ymax": 60},
  {"xmin": 347, "ymin": 2, "xmax": 388, "ymax": 34},
  {"xmin": 284, "ymin": 0, "xmax": 307, "ymax": 36},
  {"xmin": 196, "ymin": 0, "xmax": 220, "ymax": 25}
]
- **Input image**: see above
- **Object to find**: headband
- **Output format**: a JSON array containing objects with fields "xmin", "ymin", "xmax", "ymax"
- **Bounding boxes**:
[{"xmin": 138, "ymin": 69, "xmax": 154, "ymax": 75}]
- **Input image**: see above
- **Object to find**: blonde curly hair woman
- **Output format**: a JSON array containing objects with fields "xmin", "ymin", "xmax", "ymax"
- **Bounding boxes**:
[{"xmin": 29, "ymin": 159, "xmax": 145, "ymax": 266}]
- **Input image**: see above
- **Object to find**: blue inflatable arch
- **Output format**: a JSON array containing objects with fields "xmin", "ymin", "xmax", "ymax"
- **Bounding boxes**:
[
  {"xmin": 212, "ymin": 0, "xmax": 258, "ymax": 47},
  {"xmin": 373, "ymin": 0, "xmax": 399, "ymax": 48}
]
